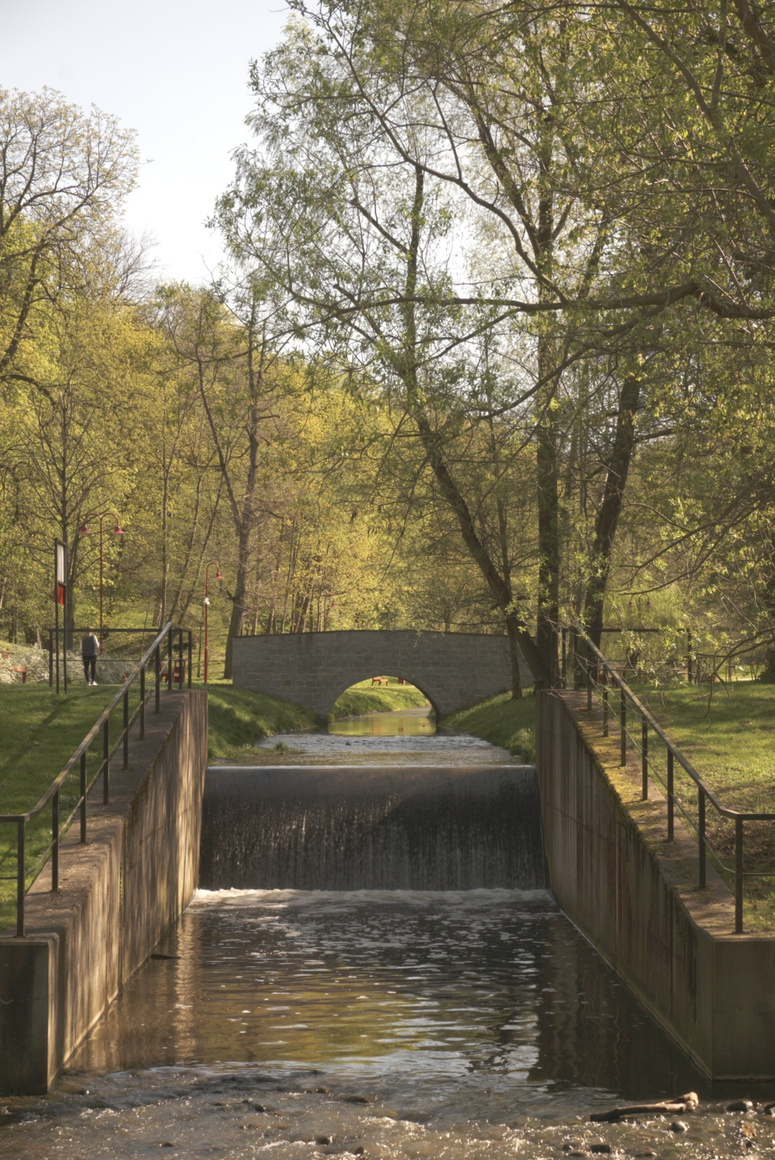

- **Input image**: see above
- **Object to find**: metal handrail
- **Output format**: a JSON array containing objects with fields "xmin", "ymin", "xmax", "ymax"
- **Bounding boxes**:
[
  {"xmin": 0, "ymin": 622, "xmax": 192, "ymax": 938},
  {"xmin": 558, "ymin": 625, "xmax": 775, "ymax": 934}
]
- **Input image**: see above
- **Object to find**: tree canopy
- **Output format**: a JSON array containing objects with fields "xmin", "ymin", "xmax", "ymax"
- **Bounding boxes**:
[{"xmin": 4, "ymin": 14, "xmax": 775, "ymax": 689}]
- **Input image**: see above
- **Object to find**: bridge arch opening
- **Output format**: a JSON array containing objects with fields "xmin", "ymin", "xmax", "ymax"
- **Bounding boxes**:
[{"xmin": 327, "ymin": 675, "xmax": 438, "ymax": 729}]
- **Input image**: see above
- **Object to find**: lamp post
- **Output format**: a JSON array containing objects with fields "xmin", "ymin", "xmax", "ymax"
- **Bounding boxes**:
[
  {"xmin": 204, "ymin": 562, "xmax": 222, "ymax": 684},
  {"xmin": 78, "ymin": 511, "xmax": 124, "ymax": 650}
]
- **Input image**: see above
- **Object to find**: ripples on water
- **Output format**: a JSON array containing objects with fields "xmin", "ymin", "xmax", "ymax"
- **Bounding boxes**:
[
  {"xmin": 5, "ymin": 890, "xmax": 767, "ymax": 1160},
  {"xmin": 255, "ymin": 709, "xmax": 515, "ymax": 765},
  {"xmin": 2, "ymin": 714, "xmax": 773, "ymax": 1159}
]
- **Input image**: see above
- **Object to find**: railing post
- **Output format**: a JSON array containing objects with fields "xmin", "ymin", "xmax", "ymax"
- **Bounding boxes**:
[
  {"xmin": 123, "ymin": 688, "xmax": 130, "ymax": 769},
  {"xmin": 155, "ymin": 644, "xmax": 161, "ymax": 712},
  {"xmin": 187, "ymin": 630, "xmax": 193, "ymax": 687},
  {"xmin": 140, "ymin": 665, "xmax": 146, "ymax": 741},
  {"xmin": 80, "ymin": 750, "xmax": 87, "ymax": 843},
  {"xmin": 178, "ymin": 628, "xmax": 184, "ymax": 688},
  {"xmin": 735, "ymin": 816, "xmax": 744, "ymax": 934},
  {"xmin": 698, "ymin": 787, "xmax": 706, "ymax": 889},
  {"xmin": 620, "ymin": 687, "xmax": 627, "ymax": 765},
  {"xmin": 667, "ymin": 749, "xmax": 674, "ymax": 842},
  {"xmin": 167, "ymin": 631, "xmax": 173, "ymax": 690},
  {"xmin": 103, "ymin": 718, "xmax": 110, "ymax": 804},
  {"xmin": 602, "ymin": 667, "xmax": 609, "ymax": 736},
  {"xmin": 641, "ymin": 716, "xmax": 648, "ymax": 800},
  {"xmin": 52, "ymin": 788, "xmax": 59, "ymax": 893},
  {"xmin": 16, "ymin": 821, "xmax": 25, "ymax": 938},
  {"xmin": 586, "ymin": 640, "xmax": 593, "ymax": 711}
]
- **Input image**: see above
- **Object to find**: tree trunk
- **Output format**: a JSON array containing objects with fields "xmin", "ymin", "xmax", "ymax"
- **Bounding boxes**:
[
  {"xmin": 535, "ymin": 341, "xmax": 561, "ymax": 687},
  {"xmin": 401, "ymin": 166, "xmax": 546, "ymax": 691},
  {"xmin": 583, "ymin": 375, "xmax": 641, "ymax": 649},
  {"xmin": 505, "ymin": 612, "xmax": 524, "ymax": 699}
]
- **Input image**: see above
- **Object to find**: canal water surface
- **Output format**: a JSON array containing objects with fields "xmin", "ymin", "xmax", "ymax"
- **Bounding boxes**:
[{"xmin": 2, "ymin": 710, "xmax": 773, "ymax": 1159}]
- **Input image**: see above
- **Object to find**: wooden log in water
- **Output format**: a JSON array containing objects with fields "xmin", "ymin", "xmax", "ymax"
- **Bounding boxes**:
[{"xmin": 590, "ymin": 1092, "xmax": 699, "ymax": 1123}]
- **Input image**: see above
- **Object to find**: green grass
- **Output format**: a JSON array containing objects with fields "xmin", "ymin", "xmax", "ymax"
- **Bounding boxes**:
[
  {"xmin": 606, "ymin": 678, "xmax": 775, "ymax": 930},
  {"xmin": 440, "ymin": 690, "xmax": 536, "ymax": 762},
  {"xmin": 203, "ymin": 682, "xmax": 319, "ymax": 761},
  {"xmin": 0, "ymin": 683, "xmax": 130, "ymax": 931},
  {"xmin": 0, "ymin": 684, "xmax": 119, "ymax": 813},
  {"xmin": 633, "ymin": 679, "xmax": 775, "ymax": 811},
  {"xmin": 0, "ymin": 681, "xmax": 318, "ymax": 930},
  {"xmin": 329, "ymin": 678, "xmax": 430, "ymax": 720}
]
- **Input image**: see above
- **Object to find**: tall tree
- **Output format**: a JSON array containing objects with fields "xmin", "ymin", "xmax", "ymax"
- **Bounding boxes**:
[{"xmin": 0, "ymin": 87, "xmax": 138, "ymax": 379}]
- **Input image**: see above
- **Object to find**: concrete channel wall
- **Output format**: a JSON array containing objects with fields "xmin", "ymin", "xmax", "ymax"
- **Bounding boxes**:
[
  {"xmin": 0, "ymin": 691, "xmax": 208, "ymax": 1094},
  {"xmin": 536, "ymin": 689, "xmax": 775, "ymax": 1080}
]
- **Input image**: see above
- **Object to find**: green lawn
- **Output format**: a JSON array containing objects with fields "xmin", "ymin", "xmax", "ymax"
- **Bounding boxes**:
[
  {"xmin": 440, "ymin": 691, "xmax": 536, "ymax": 762},
  {"xmin": 205, "ymin": 682, "xmax": 318, "ymax": 760},
  {"xmin": 329, "ymin": 677, "xmax": 430, "ymax": 720},
  {"xmin": 0, "ymin": 681, "xmax": 319, "ymax": 931},
  {"xmin": 633, "ymin": 679, "xmax": 775, "ymax": 812},
  {"xmin": 0, "ymin": 684, "xmax": 119, "ymax": 813},
  {"xmin": 609, "ymin": 678, "xmax": 775, "ymax": 929},
  {"xmin": 0, "ymin": 683, "xmax": 129, "ymax": 931}
]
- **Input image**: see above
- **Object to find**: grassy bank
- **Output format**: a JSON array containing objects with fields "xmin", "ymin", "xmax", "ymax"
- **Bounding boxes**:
[
  {"xmin": 204, "ymin": 682, "xmax": 318, "ymax": 760},
  {"xmin": 0, "ymin": 684, "xmax": 119, "ymax": 812},
  {"xmin": 441, "ymin": 691, "xmax": 536, "ymax": 762},
  {"xmin": 0, "ymin": 683, "xmax": 320, "ymax": 805},
  {"xmin": 0, "ymin": 682, "xmax": 318, "ymax": 929},
  {"xmin": 329, "ymin": 678, "xmax": 430, "ymax": 720},
  {"xmin": 440, "ymin": 677, "xmax": 775, "ymax": 807},
  {"xmin": 634, "ymin": 679, "xmax": 775, "ymax": 811},
  {"xmin": 599, "ymin": 678, "xmax": 775, "ymax": 929},
  {"xmin": 0, "ymin": 683, "xmax": 125, "ymax": 931}
]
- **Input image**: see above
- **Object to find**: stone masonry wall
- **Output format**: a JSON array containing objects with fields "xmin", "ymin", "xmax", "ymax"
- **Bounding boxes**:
[{"xmin": 232, "ymin": 630, "xmax": 530, "ymax": 717}]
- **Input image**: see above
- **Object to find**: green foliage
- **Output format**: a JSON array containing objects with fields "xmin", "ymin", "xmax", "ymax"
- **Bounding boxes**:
[
  {"xmin": 7, "ymin": 33, "xmax": 775, "ymax": 711},
  {"xmin": 441, "ymin": 692, "xmax": 536, "ymax": 763},
  {"xmin": 329, "ymin": 678, "xmax": 430, "ymax": 719}
]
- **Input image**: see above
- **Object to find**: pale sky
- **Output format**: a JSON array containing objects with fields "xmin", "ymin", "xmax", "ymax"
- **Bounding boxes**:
[{"xmin": 1, "ymin": 0, "xmax": 289, "ymax": 284}]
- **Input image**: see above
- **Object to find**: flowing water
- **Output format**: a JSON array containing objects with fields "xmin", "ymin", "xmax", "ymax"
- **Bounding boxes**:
[
  {"xmin": 329, "ymin": 707, "xmax": 435, "ymax": 738},
  {"xmin": 2, "ymin": 710, "xmax": 773, "ymax": 1158}
]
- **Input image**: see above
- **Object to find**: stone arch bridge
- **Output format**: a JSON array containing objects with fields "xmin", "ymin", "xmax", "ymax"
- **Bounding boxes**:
[{"xmin": 232, "ymin": 630, "xmax": 530, "ymax": 719}]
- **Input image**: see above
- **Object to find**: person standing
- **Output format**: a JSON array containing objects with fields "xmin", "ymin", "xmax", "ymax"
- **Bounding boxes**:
[{"xmin": 81, "ymin": 626, "xmax": 99, "ymax": 685}]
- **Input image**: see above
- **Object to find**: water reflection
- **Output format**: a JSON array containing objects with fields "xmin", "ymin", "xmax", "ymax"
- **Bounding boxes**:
[
  {"xmin": 68, "ymin": 888, "xmax": 701, "ymax": 1105},
  {"xmin": 329, "ymin": 707, "xmax": 435, "ymax": 737}
]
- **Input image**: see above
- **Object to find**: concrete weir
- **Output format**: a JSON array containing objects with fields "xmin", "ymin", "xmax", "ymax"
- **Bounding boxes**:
[
  {"xmin": 200, "ymin": 765, "xmax": 546, "ymax": 892},
  {"xmin": 0, "ymin": 692, "xmax": 208, "ymax": 1095}
]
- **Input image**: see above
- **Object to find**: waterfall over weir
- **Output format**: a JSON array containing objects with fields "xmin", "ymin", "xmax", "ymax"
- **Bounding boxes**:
[{"xmin": 199, "ymin": 765, "xmax": 545, "ymax": 891}]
